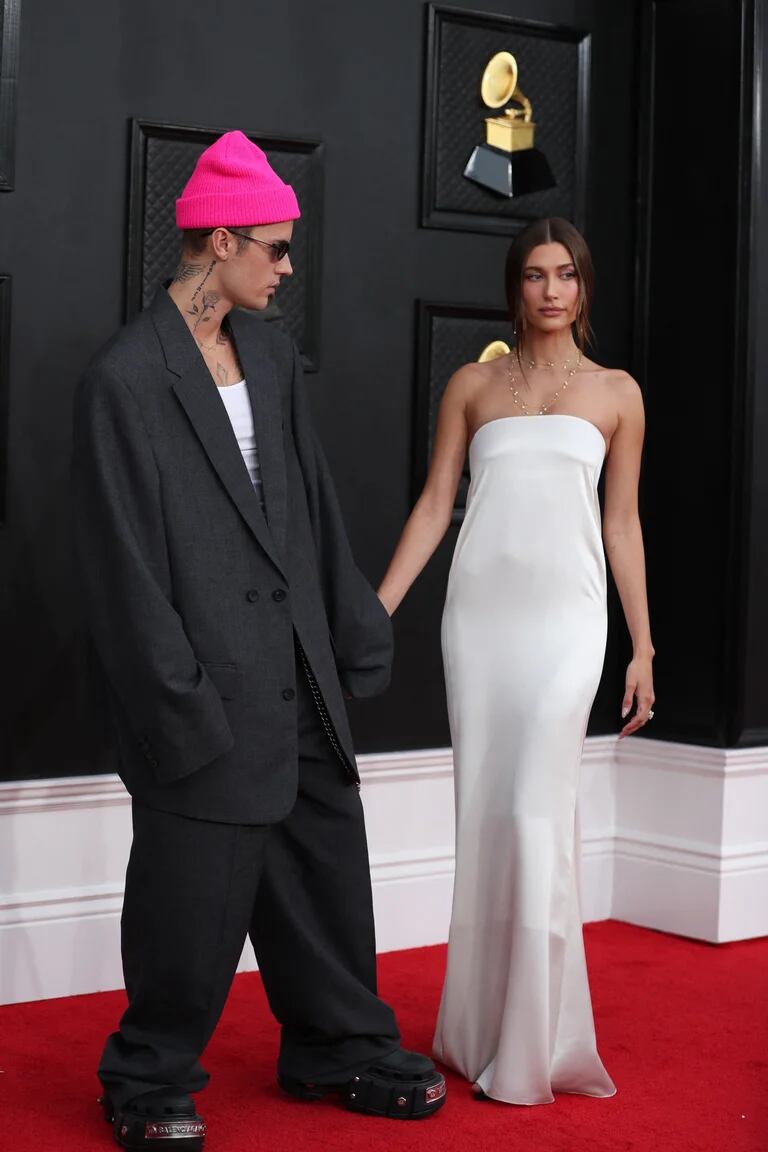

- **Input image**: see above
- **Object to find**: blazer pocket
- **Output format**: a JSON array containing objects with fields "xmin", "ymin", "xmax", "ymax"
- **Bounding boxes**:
[{"xmin": 200, "ymin": 661, "xmax": 242, "ymax": 701}]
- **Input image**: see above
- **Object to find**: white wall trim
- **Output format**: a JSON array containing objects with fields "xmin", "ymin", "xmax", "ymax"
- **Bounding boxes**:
[
  {"xmin": 613, "ymin": 831, "xmax": 768, "ymax": 874},
  {"xmin": 0, "ymin": 883, "xmax": 124, "ymax": 927},
  {"xmin": 0, "ymin": 750, "xmax": 456, "ymax": 816},
  {"xmin": 2, "ymin": 736, "xmax": 766, "ymax": 1003},
  {"xmin": 369, "ymin": 846, "xmax": 456, "ymax": 885},
  {"xmin": 0, "ymin": 774, "xmax": 127, "ymax": 815},
  {"xmin": 610, "ymin": 738, "xmax": 768, "ymax": 942},
  {"xmin": 582, "ymin": 834, "xmax": 615, "ymax": 858},
  {"xmin": 358, "ymin": 747, "xmax": 454, "ymax": 783},
  {"xmin": 615, "ymin": 737, "xmax": 768, "ymax": 778}
]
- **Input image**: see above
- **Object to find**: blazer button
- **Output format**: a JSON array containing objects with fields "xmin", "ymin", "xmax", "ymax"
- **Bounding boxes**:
[
  {"xmin": 272, "ymin": 589, "xmax": 287, "ymax": 602},
  {"xmin": 245, "ymin": 589, "xmax": 260, "ymax": 603},
  {"xmin": 282, "ymin": 688, "xmax": 296, "ymax": 701}
]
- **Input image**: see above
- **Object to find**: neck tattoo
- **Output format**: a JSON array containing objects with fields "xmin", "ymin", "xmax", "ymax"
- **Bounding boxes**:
[
  {"xmin": 185, "ymin": 261, "xmax": 218, "ymax": 331},
  {"xmin": 197, "ymin": 328, "xmax": 229, "ymax": 353},
  {"xmin": 171, "ymin": 262, "xmax": 203, "ymax": 285}
]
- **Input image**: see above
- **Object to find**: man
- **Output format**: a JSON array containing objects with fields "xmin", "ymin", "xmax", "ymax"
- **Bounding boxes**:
[{"xmin": 72, "ymin": 130, "xmax": 446, "ymax": 1152}]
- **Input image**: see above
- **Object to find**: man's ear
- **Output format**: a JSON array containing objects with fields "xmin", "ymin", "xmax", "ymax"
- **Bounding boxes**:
[{"xmin": 210, "ymin": 228, "xmax": 234, "ymax": 261}]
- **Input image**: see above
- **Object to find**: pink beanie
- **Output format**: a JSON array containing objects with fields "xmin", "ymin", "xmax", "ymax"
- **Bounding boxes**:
[{"xmin": 176, "ymin": 130, "xmax": 300, "ymax": 228}]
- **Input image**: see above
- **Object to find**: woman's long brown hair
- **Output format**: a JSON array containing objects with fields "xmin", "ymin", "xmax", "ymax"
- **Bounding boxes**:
[{"xmin": 505, "ymin": 217, "xmax": 595, "ymax": 360}]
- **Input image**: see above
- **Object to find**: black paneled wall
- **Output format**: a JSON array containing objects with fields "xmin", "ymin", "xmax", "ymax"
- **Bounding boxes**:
[
  {"xmin": 1, "ymin": 0, "xmax": 665, "ymax": 779},
  {"xmin": 634, "ymin": 0, "xmax": 767, "ymax": 748},
  {"xmin": 737, "ymin": 0, "xmax": 768, "ymax": 746}
]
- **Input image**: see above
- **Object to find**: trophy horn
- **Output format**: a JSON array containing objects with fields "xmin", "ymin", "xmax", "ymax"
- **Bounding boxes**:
[
  {"xmin": 480, "ymin": 52, "xmax": 518, "ymax": 108},
  {"xmin": 478, "ymin": 339, "xmax": 511, "ymax": 363},
  {"xmin": 480, "ymin": 52, "xmax": 532, "ymax": 122}
]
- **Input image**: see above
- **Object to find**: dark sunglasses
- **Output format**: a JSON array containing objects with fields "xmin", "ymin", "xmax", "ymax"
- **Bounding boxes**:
[{"xmin": 201, "ymin": 228, "xmax": 291, "ymax": 262}]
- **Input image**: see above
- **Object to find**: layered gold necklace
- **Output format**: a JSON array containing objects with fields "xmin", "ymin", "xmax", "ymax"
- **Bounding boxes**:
[{"xmin": 506, "ymin": 347, "xmax": 582, "ymax": 416}]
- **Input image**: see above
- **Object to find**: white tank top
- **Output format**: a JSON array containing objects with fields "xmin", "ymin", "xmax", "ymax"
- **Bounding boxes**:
[{"xmin": 217, "ymin": 380, "xmax": 266, "ymax": 513}]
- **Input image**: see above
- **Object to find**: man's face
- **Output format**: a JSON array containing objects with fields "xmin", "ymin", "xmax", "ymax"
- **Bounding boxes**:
[{"xmin": 220, "ymin": 221, "xmax": 294, "ymax": 310}]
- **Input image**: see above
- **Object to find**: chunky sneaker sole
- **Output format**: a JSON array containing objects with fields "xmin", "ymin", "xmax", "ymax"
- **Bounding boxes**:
[
  {"xmin": 279, "ymin": 1062, "xmax": 447, "ymax": 1120},
  {"xmin": 99, "ymin": 1093, "xmax": 206, "ymax": 1150}
]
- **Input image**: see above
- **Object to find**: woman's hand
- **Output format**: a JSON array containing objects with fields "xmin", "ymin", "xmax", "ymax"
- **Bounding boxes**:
[
  {"xmin": 375, "ymin": 366, "xmax": 473, "ymax": 618},
  {"xmin": 619, "ymin": 655, "xmax": 655, "ymax": 738},
  {"xmin": 377, "ymin": 590, "xmax": 394, "ymax": 618}
]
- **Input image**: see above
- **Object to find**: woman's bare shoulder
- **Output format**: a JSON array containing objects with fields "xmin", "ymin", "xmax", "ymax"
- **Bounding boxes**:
[
  {"xmin": 442, "ymin": 360, "xmax": 492, "ymax": 406},
  {"xmin": 584, "ymin": 361, "xmax": 642, "ymax": 406}
]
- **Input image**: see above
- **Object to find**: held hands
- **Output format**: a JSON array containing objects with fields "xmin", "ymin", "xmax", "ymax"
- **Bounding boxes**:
[
  {"xmin": 377, "ymin": 590, "xmax": 395, "ymax": 618},
  {"xmin": 619, "ymin": 654, "xmax": 655, "ymax": 738}
]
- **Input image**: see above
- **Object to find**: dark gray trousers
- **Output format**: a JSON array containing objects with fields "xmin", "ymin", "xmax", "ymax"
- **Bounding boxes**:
[{"xmin": 98, "ymin": 664, "xmax": 400, "ymax": 1108}]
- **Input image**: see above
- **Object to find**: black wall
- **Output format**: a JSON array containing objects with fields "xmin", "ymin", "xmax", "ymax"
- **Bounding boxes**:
[
  {"xmin": 740, "ymin": 0, "xmax": 768, "ymax": 746},
  {"xmin": 3, "ymin": 0, "xmax": 763, "ymax": 780},
  {"xmin": 634, "ymin": 0, "xmax": 767, "ymax": 748}
]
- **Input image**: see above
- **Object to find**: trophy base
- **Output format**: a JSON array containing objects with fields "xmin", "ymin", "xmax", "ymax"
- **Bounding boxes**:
[{"xmin": 463, "ymin": 144, "xmax": 556, "ymax": 198}]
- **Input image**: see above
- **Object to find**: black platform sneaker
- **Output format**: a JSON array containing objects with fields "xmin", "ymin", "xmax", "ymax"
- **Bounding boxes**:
[
  {"xmin": 279, "ymin": 1047, "xmax": 447, "ymax": 1119},
  {"xmin": 99, "ymin": 1088, "xmax": 206, "ymax": 1150}
]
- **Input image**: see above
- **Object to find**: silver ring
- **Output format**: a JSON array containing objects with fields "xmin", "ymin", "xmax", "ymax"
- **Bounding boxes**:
[{"xmin": 647, "ymin": 709, "xmax": 655, "ymax": 720}]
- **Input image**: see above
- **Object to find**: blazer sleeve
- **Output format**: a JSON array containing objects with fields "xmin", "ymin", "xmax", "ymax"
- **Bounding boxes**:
[
  {"xmin": 71, "ymin": 365, "xmax": 234, "ymax": 782},
  {"xmin": 288, "ymin": 341, "xmax": 394, "ymax": 698}
]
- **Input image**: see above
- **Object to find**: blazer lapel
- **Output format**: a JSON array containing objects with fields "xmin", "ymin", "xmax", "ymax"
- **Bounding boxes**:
[
  {"xmin": 150, "ymin": 290, "xmax": 286, "ymax": 579},
  {"xmin": 230, "ymin": 311, "xmax": 289, "ymax": 562}
]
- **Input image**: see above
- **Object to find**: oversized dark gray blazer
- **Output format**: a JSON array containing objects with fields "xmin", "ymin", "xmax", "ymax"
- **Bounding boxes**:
[{"xmin": 72, "ymin": 289, "xmax": 393, "ymax": 825}]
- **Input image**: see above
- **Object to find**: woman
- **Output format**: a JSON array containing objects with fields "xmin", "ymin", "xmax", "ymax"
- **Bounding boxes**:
[{"xmin": 377, "ymin": 217, "xmax": 655, "ymax": 1104}]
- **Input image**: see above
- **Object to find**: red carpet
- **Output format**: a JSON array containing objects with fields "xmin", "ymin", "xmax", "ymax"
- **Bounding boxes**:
[{"xmin": 1, "ymin": 921, "xmax": 765, "ymax": 1151}]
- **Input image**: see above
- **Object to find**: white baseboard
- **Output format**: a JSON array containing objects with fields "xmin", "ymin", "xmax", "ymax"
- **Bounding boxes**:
[
  {"xmin": 360, "ymin": 748, "xmax": 457, "ymax": 954},
  {"xmin": 1, "ymin": 736, "xmax": 766, "ymax": 1004},
  {"xmin": 610, "ymin": 739, "xmax": 768, "ymax": 942},
  {"xmin": 611, "ymin": 831, "xmax": 768, "ymax": 942}
]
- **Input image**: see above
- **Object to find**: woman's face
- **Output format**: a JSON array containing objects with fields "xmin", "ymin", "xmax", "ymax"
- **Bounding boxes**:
[{"xmin": 520, "ymin": 242, "xmax": 580, "ymax": 334}]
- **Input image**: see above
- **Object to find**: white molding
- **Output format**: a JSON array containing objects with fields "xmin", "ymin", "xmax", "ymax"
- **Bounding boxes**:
[
  {"xmin": 580, "ymin": 734, "xmax": 618, "ymax": 761},
  {"xmin": 1, "ymin": 736, "xmax": 767, "ymax": 1002},
  {"xmin": 0, "ymin": 883, "xmax": 124, "ymax": 928},
  {"xmin": 369, "ymin": 846, "xmax": 456, "ymax": 885},
  {"xmin": 613, "ymin": 830, "xmax": 768, "ymax": 875},
  {"xmin": 615, "ymin": 738, "xmax": 768, "ymax": 777},
  {"xmin": 358, "ymin": 747, "xmax": 454, "ymax": 783},
  {"xmin": 0, "ymin": 774, "xmax": 128, "ymax": 815},
  {"xmin": 610, "ymin": 737, "xmax": 768, "ymax": 942},
  {"xmin": 582, "ymin": 834, "xmax": 615, "ymax": 858},
  {"xmin": 0, "ymin": 749, "xmax": 455, "ymax": 816}
]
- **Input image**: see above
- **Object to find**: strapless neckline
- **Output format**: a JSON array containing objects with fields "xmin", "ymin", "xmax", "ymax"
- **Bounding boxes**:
[{"xmin": 469, "ymin": 413, "xmax": 607, "ymax": 456}]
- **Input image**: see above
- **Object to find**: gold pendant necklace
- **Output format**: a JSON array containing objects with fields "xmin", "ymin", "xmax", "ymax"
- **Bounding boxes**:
[
  {"xmin": 506, "ymin": 348, "xmax": 582, "ymax": 415},
  {"xmin": 523, "ymin": 352, "xmax": 581, "ymax": 371}
]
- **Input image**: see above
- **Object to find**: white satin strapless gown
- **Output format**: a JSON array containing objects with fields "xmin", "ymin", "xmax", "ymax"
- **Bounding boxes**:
[{"xmin": 433, "ymin": 414, "xmax": 616, "ymax": 1105}]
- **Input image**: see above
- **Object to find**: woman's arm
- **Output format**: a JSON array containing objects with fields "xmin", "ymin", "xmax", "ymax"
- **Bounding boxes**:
[
  {"xmin": 602, "ymin": 374, "xmax": 656, "ymax": 737},
  {"xmin": 378, "ymin": 367, "xmax": 475, "ymax": 615}
]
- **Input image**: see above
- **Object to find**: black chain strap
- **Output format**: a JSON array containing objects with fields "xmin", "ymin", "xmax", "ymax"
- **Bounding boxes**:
[{"xmin": 296, "ymin": 637, "xmax": 360, "ymax": 787}]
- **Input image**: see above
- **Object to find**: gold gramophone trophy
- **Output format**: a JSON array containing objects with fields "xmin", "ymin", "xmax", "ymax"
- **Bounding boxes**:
[
  {"xmin": 464, "ymin": 52, "xmax": 556, "ymax": 198},
  {"xmin": 477, "ymin": 339, "xmax": 511, "ymax": 363}
]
